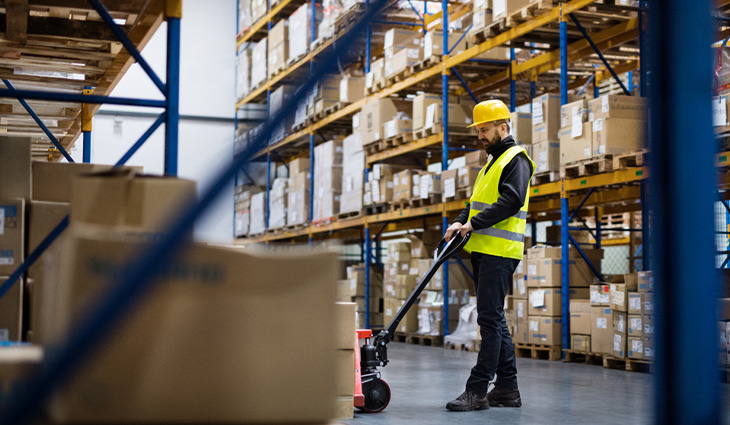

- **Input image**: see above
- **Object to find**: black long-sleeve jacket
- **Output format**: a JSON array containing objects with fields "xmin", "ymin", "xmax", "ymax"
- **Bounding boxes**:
[{"xmin": 453, "ymin": 135, "xmax": 534, "ymax": 230}]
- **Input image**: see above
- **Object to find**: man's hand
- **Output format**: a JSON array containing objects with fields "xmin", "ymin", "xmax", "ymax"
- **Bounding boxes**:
[
  {"xmin": 444, "ymin": 222, "xmax": 462, "ymax": 242},
  {"xmin": 460, "ymin": 221, "xmax": 474, "ymax": 238}
]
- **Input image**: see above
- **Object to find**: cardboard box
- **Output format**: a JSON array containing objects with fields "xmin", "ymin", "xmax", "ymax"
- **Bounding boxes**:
[
  {"xmin": 384, "ymin": 28, "xmax": 419, "ymax": 50},
  {"xmin": 0, "ymin": 199, "xmax": 25, "ymax": 277},
  {"xmin": 269, "ymin": 19, "xmax": 288, "ymax": 45},
  {"xmin": 288, "ymin": 2, "xmax": 322, "ymax": 59},
  {"xmin": 417, "ymin": 172, "xmax": 442, "ymax": 200},
  {"xmin": 386, "ymin": 47, "xmax": 420, "ymax": 78},
  {"xmin": 395, "ymin": 275, "xmax": 417, "ymax": 299},
  {"xmin": 70, "ymin": 171, "xmax": 197, "ymax": 232},
  {"xmin": 527, "ymin": 287, "xmax": 589, "ymax": 317},
  {"xmin": 643, "ymin": 314, "xmax": 655, "ymax": 336},
  {"xmin": 361, "ymin": 98, "xmax": 411, "ymax": 145},
  {"xmin": 643, "ymin": 336, "xmax": 655, "ymax": 360},
  {"xmin": 628, "ymin": 337, "xmax": 644, "ymax": 359},
  {"xmin": 571, "ymin": 334, "xmax": 591, "ymax": 353},
  {"xmin": 591, "ymin": 307, "xmax": 613, "ymax": 354},
  {"xmin": 590, "ymin": 284, "xmax": 610, "ymax": 306},
  {"xmin": 512, "ymin": 112, "xmax": 533, "ymax": 146},
  {"xmin": 457, "ymin": 166, "xmax": 482, "ymax": 189},
  {"xmin": 513, "ymin": 273, "xmax": 527, "ymax": 299},
  {"xmin": 525, "ymin": 255, "xmax": 603, "ymax": 288},
  {"xmin": 32, "ymin": 162, "xmax": 135, "ymax": 203},
  {"xmin": 493, "ymin": 0, "xmax": 532, "ymax": 20},
  {"xmin": 612, "ymin": 310, "xmax": 627, "ymax": 334},
  {"xmin": 589, "ymin": 95, "xmax": 648, "ymax": 122},
  {"xmin": 532, "ymin": 93, "xmax": 562, "ymax": 144},
  {"xmin": 465, "ymin": 150, "xmax": 488, "ymax": 167},
  {"xmin": 0, "ymin": 276, "xmax": 23, "ymax": 342},
  {"xmin": 532, "ymin": 140, "xmax": 560, "ymax": 173},
  {"xmin": 528, "ymin": 316, "xmax": 562, "ymax": 346},
  {"xmin": 43, "ymin": 229, "xmax": 341, "ymax": 423},
  {"xmin": 628, "ymin": 314, "xmax": 643, "ymax": 337},
  {"xmin": 513, "ymin": 317, "xmax": 529, "ymax": 344},
  {"xmin": 383, "ymin": 118, "xmax": 413, "ymax": 140},
  {"xmin": 427, "ymin": 102, "xmax": 473, "ymax": 129},
  {"xmin": 289, "ymin": 157, "xmax": 310, "ymax": 176},
  {"xmin": 383, "ymin": 297, "xmax": 418, "ymax": 333},
  {"xmin": 0, "ymin": 137, "xmax": 31, "ymax": 201},
  {"xmin": 424, "ymin": 31, "xmax": 467, "ymax": 58},
  {"xmin": 334, "ymin": 303, "xmax": 356, "ymax": 350},
  {"xmin": 637, "ymin": 271, "xmax": 653, "ymax": 292},
  {"xmin": 570, "ymin": 312, "xmax": 591, "ymax": 335},
  {"xmin": 592, "ymin": 118, "xmax": 646, "ymax": 156},
  {"xmin": 559, "ymin": 123, "xmax": 593, "ymax": 165},
  {"xmin": 333, "ymin": 349, "xmax": 355, "ymax": 397},
  {"xmin": 340, "ymin": 76, "xmax": 365, "ymax": 103},
  {"xmin": 610, "ymin": 283, "xmax": 637, "ymax": 312},
  {"xmin": 441, "ymin": 169, "xmax": 458, "ymax": 201},
  {"xmin": 515, "ymin": 299, "xmax": 528, "ymax": 321},
  {"xmin": 268, "ymin": 39, "xmax": 287, "ymax": 77},
  {"xmin": 628, "ymin": 292, "xmax": 653, "ymax": 315},
  {"xmin": 471, "ymin": 6, "xmax": 493, "ymax": 30},
  {"xmin": 250, "ymin": 37, "xmax": 267, "ymax": 87},
  {"xmin": 613, "ymin": 331, "xmax": 626, "ymax": 358},
  {"xmin": 412, "ymin": 93, "xmax": 455, "ymax": 132},
  {"xmin": 560, "ymin": 98, "xmax": 589, "ymax": 129},
  {"xmin": 642, "ymin": 293, "xmax": 655, "ymax": 315}
]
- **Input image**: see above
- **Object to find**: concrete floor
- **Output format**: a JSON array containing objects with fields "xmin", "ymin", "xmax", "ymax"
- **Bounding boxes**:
[{"xmin": 346, "ymin": 342, "xmax": 730, "ymax": 425}]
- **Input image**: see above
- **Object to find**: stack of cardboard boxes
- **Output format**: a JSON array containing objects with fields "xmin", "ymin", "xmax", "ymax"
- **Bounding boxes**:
[
  {"xmin": 250, "ymin": 0, "xmax": 268, "ymax": 23},
  {"xmin": 337, "ymin": 264, "xmax": 384, "ymax": 329},
  {"xmin": 333, "ymin": 302, "xmax": 357, "ymax": 419},
  {"xmin": 411, "ymin": 93, "xmax": 473, "ymax": 137},
  {"xmin": 383, "ymin": 241, "xmax": 418, "ymax": 334},
  {"xmin": 522, "ymin": 245, "xmax": 603, "ymax": 347},
  {"xmin": 249, "ymin": 191, "xmax": 266, "ymax": 235},
  {"xmin": 532, "ymin": 93, "xmax": 572, "ymax": 174},
  {"xmin": 383, "ymin": 28, "xmax": 421, "ymax": 79},
  {"xmin": 287, "ymin": 158, "xmax": 310, "ymax": 227},
  {"xmin": 360, "ymin": 98, "xmax": 411, "ymax": 148},
  {"xmin": 340, "ymin": 134, "xmax": 365, "ymax": 215},
  {"xmin": 250, "ymin": 37, "xmax": 267, "ymax": 89},
  {"xmin": 270, "ymin": 85, "xmax": 295, "ymax": 143},
  {"xmin": 626, "ymin": 271, "xmax": 655, "ymax": 360},
  {"xmin": 440, "ymin": 151, "xmax": 484, "ymax": 203},
  {"xmin": 236, "ymin": 45, "xmax": 252, "ymax": 101},
  {"xmin": 313, "ymin": 139, "xmax": 343, "ymax": 222},
  {"xmin": 234, "ymin": 186, "xmax": 261, "ymax": 238},
  {"xmin": 267, "ymin": 177, "xmax": 288, "ymax": 230},
  {"xmin": 558, "ymin": 98, "xmax": 592, "ymax": 165},
  {"xmin": 268, "ymin": 19, "xmax": 288, "ymax": 79},
  {"xmin": 288, "ymin": 3, "xmax": 323, "ymax": 63},
  {"xmin": 364, "ymin": 164, "xmax": 408, "ymax": 207}
]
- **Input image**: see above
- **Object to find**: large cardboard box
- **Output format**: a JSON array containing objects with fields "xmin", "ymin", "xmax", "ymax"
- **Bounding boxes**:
[
  {"xmin": 0, "ymin": 199, "xmax": 25, "ymax": 277},
  {"xmin": 457, "ymin": 166, "xmax": 482, "ymax": 189},
  {"xmin": 493, "ymin": 0, "xmax": 532, "ymax": 20},
  {"xmin": 0, "ymin": 276, "xmax": 23, "ymax": 342},
  {"xmin": 589, "ymin": 95, "xmax": 648, "ymax": 122},
  {"xmin": 559, "ymin": 123, "xmax": 593, "ymax": 165},
  {"xmin": 590, "ymin": 284, "xmax": 610, "ymax": 306},
  {"xmin": 592, "ymin": 118, "xmax": 646, "ymax": 156},
  {"xmin": 334, "ymin": 302, "xmax": 356, "ymax": 350},
  {"xmin": 525, "ymin": 254, "xmax": 603, "ymax": 288},
  {"xmin": 643, "ymin": 314, "xmax": 655, "ymax": 336},
  {"xmin": 32, "ymin": 162, "xmax": 133, "ymax": 203},
  {"xmin": 340, "ymin": 76, "xmax": 365, "ymax": 103},
  {"xmin": 512, "ymin": 112, "xmax": 533, "ymax": 146},
  {"xmin": 440, "ymin": 169, "xmax": 458, "ymax": 201},
  {"xmin": 334, "ymin": 350, "xmax": 355, "ymax": 400},
  {"xmin": 628, "ymin": 314, "xmax": 643, "ymax": 338},
  {"xmin": 591, "ymin": 307, "xmax": 613, "ymax": 354},
  {"xmin": 560, "ymin": 98, "xmax": 589, "ymax": 129},
  {"xmin": 269, "ymin": 18, "xmax": 288, "ymax": 45},
  {"xmin": 528, "ymin": 316, "xmax": 562, "ymax": 346},
  {"xmin": 610, "ymin": 282, "xmax": 637, "ymax": 312},
  {"xmin": 527, "ymin": 287, "xmax": 589, "ymax": 317},
  {"xmin": 412, "ymin": 93, "xmax": 455, "ymax": 132},
  {"xmin": 44, "ymin": 229, "xmax": 341, "ymax": 423},
  {"xmin": 465, "ymin": 150, "xmax": 488, "ymax": 167},
  {"xmin": 569, "ymin": 300, "xmax": 592, "ymax": 335},
  {"xmin": 643, "ymin": 336, "xmax": 655, "ymax": 360},
  {"xmin": 268, "ymin": 39, "xmax": 288, "ymax": 78},
  {"xmin": 0, "ymin": 137, "xmax": 31, "ymax": 201},
  {"xmin": 571, "ymin": 334, "xmax": 591, "ymax": 353},
  {"xmin": 612, "ymin": 310, "xmax": 627, "ymax": 335},
  {"xmin": 613, "ymin": 331, "xmax": 626, "ymax": 358},
  {"xmin": 513, "ymin": 272, "xmax": 527, "ymax": 299},
  {"xmin": 288, "ymin": 2, "xmax": 322, "ymax": 59},
  {"xmin": 628, "ymin": 337, "xmax": 644, "ymax": 359},
  {"xmin": 628, "ymin": 292, "xmax": 653, "ymax": 315},
  {"xmin": 532, "ymin": 140, "xmax": 560, "ymax": 173},
  {"xmin": 637, "ymin": 271, "xmax": 653, "ymax": 292},
  {"xmin": 532, "ymin": 93, "xmax": 562, "ymax": 144},
  {"xmin": 513, "ymin": 316, "xmax": 529, "ymax": 344},
  {"xmin": 250, "ymin": 37, "xmax": 267, "ymax": 88},
  {"xmin": 69, "ymin": 171, "xmax": 197, "ymax": 232},
  {"xmin": 360, "ymin": 98, "xmax": 411, "ymax": 145},
  {"xmin": 383, "ymin": 297, "xmax": 418, "ymax": 333},
  {"xmin": 385, "ymin": 47, "xmax": 420, "ymax": 78},
  {"xmin": 515, "ymin": 299, "xmax": 528, "ymax": 322}
]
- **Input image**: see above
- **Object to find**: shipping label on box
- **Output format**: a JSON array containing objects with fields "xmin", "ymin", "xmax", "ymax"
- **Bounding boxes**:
[
  {"xmin": 590, "ymin": 284, "xmax": 610, "ymax": 306},
  {"xmin": 637, "ymin": 271, "xmax": 653, "ymax": 292},
  {"xmin": 613, "ymin": 332, "xmax": 626, "ymax": 358},
  {"xmin": 628, "ymin": 337, "xmax": 644, "ymax": 359},
  {"xmin": 0, "ymin": 200, "xmax": 24, "ymax": 276},
  {"xmin": 628, "ymin": 314, "xmax": 643, "ymax": 337}
]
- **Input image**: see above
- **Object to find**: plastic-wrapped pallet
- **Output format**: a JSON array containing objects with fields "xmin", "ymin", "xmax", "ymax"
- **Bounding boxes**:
[
  {"xmin": 313, "ymin": 139, "xmax": 343, "ymax": 221},
  {"xmin": 340, "ymin": 133, "xmax": 364, "ymax": 215},
  {"xmin": 236, "ymin": 45, "xmax": 252, "ymax": 101},
  {"xmin": 238, "ymin": 0, "xmax": 252, "ymax": 34},
  {"xmin": 250, "ymin": 38, "xmax": 268, "ymax": 89},
  {"xmin": 251, "ymin": 0, "xmax": 268, "ymax": 23},
  {"xmin": 317, "ymin": 0, "xmax": 346, "ymax": 42},
  {"xmin": 287, "ymin": 172, "xmax": 310, "ymax": 226},
  {"xmin": 270, "ymin": 85, "xmax": 296, "ymax": 143},
  {"xmin": 444, "ymin": 298, "xmax": 479, "ymax": 347},
  {"xmin": 249, "ymin": 192, "xmax": 266, "ymax": 235},
  {"xmin": 268, "ymin": 178, "xmax": 288, "ymax": 230},
  {"xmin": 235, "ymin": 187, "xmax": 258, "ymax": 237},
  {"xmin": 288, "ymin": 3, "xmax": 323, "ymax": 63}
]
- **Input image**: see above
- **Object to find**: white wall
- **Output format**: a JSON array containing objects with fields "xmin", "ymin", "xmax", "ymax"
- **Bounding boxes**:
[{"xmin": 69, "ymin": 0, "xmax": 237, "ymax": 244}]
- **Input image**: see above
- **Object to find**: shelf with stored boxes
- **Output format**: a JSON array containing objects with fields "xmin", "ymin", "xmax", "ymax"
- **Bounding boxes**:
[{"xmin": 0, "ymin": 0, "xmax": 168, "ymax": 161}]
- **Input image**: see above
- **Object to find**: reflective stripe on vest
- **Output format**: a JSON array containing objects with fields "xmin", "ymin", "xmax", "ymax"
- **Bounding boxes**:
[{"xmin": 463, "ymin": 145, "xmax": 535, "ymax": 259}]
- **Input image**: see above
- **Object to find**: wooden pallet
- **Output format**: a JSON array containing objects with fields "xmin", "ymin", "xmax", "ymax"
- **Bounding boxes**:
[
  {"xmin": 334, "ymin": 3, "xmax": 364, "ymax": 35},
  {"xmin": 310, "ymin": 34, "xmax": 332, "ymax": 50},
  {"xmin": 383, "ymin": 67, "xmax": 413, "ymax": 87},
  {"xmin": 560, "ymin": 155, "xmax": 615, "ymax": 179},
  {"xmin": 444, "ymin": 339, "xmax": 480, "ymax": 352},
  {"xmin": 406, "ymin": 333, "xmax": 443, "ymax": 346},
  {"xmin": 410, "ymin": 194, "xmax": 441, "ymax": 208},
  {"xmin": 602, "ymin": 355, "xmax": 653, "ymax": 373},
  {"xmin": 283, "ymin": 223, "xmax": 308, "ymax": 231},
  {"xmin": 514, "ymin": 343, "xmax": 561, "ymax": 361},
  {"xmin": 392, "ymin": 332, "xmax": 408, "ymax": 343},
  {"xmin": 390, "ymin": 199, "xmax": 411, "ymax": 212},
  {"xmin": 410, "ymin": 55, "xmax": 441, "ymax": 73},
  {"xmin": 323, "ymin": 101, "xmax": 349, "ymax": 116},
  {"xmin": 442, "ymin": 188, "xmax": 469, "ymax": 203},
  {"xmin": 531, "ymin": 170, "xmax": 560, "ymax": 185},
  {"xmin": 562, "ymin": 349, "xmax": 604, "ymax": 365},
  {"xmin": 611, "ymin": 150, "xmax": 648, "ymax": 170},
  {"xmin": 382, "ymin": 132, "xmax": 414, "ymax": 149},
  {"xmin": 472, "ymin": 0, "xmax": 554, "ymax": 43},
  {"xmin": 287, "ymin": 52, "xmax": 307, "ymax": 66},
  {"xmin": 337, "ymin": 210, "xmax": 362, "ymax": 220},
  {"xmin": 269, "ymin": 62, "xmax": 288, "ymax": 79},
  {"xmin": 364, "ymin": 203, "xmax": 389, "ymax": 215}
]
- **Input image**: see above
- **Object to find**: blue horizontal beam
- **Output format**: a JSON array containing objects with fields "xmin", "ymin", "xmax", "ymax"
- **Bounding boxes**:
[{"xmin": 0, "ymin": 88, "xmax": 166, "ymax": 108}]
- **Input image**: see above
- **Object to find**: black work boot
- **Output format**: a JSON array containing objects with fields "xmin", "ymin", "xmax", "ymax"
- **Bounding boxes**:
[
  {"xmin": 446, "ymin": 391, "xmax": 489, "ymax": 411},
  {"xmin": 488, "ymin": 387, "xmax": 522, "ymax": 407}
]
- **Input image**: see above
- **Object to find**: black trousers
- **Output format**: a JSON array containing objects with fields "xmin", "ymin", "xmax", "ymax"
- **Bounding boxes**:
[{"xmin": 465, "ymin": 252, "xmax": 520, "ymax": 396}]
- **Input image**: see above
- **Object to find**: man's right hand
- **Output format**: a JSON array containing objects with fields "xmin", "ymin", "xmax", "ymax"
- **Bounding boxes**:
[{"xmin": 444, "ymin": 222, "xmax": 463, "ymax": 242}]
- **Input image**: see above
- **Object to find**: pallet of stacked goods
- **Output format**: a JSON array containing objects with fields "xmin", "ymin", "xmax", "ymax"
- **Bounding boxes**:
[
  {"xmin": 360, "ymin": 97, "xmax": 412, "ymax": 155},
  {"xmin": 363, "ymin": 164, "xmax": 410, "ymax": 215},
  {"xmin": 235, "ymin": 185, "xmax": 262, "ymax": 238},
  {"xmin": 383, "ymin": 28, "xmax": 423, "ymax": 87},
  {"xmin": 440, "ymin": 153, "xmax": 483, "ymax": 204},
  {"xmin": 521, "ymin": 245, "xmax": 603, "ymax": 361},
  {"xmin": 286, "ymin": 158, "xmax": 311, "ymax": 229},
  {"xmin": 236, "ymin": 44, "xmax": 253, "ymax": 102},
  {"xmin": 531, "ymin": 92, "xmax": 579, "ymax": 184},
  {"xmin": 412, "ymin": 94, "xmax": 474, "ymax": 140},
  {"xmin": 268, "ymin": 18, "xmax": 289, "ymax": 79},
  {"xmin": 339, "ymin": 133, "xmax": 366, "ymax": 220},
  {"xmin": 561, "ymin": 94, "xmax": 649, "ymax": 178},
  {"xmin": 471, "ymin": 0, "xmax": 555, "ymax": 41},
  {"xmin": 287, "ymin": 2, "xmax": 323, "ymax": 65},
  {"xmin": 312, "ymin": 138, "xmax": 344, "ymax": 225},
  {"xmin": 250, "ymin": 36, "xmax": 268, "ymax": 90},
  {"xmin": 337, "ymin": 264, "xmax": 384, "ymax": 330}
]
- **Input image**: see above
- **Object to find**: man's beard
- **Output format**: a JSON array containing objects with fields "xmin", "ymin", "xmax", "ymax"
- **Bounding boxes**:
[{"xmin": 481, "ymin": 132, "xmax": 501, "ymax": 152}]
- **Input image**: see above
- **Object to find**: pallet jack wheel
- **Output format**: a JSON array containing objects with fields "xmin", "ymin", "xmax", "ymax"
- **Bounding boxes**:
[{"xmin": 359, "ymin": 377, "xmax": 391, "ymax": 413}]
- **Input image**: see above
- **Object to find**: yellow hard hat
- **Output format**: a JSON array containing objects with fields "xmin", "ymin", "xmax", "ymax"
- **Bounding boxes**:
[{"xmin": 467, "ymin": 100, "xmax": 512, "ymax": 128}]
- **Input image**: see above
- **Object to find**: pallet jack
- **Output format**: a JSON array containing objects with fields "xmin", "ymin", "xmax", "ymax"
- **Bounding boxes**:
[{"xmin": 353, "ymin": 231, "xmax": 471, "ymax": 412}]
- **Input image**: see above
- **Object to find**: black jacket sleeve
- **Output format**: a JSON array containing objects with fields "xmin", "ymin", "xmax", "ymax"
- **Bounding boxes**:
[
  {"xmin": 453, "ymin": 205, "xmax": 470, "ymax": 225},
  {"xmin": 468, "ymin": 154, "xmax": 533, "ymax": 231}
]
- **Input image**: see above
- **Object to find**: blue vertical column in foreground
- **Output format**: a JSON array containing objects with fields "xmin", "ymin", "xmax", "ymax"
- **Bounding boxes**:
[
  {"xmin": 82, "ymin": 86, "xmax": 93, "ymax": 163},
  {"xmin": 647, "ymin": 0, "xmax": 720, "ymax": 423},
  {"xmin": 165, "ymin": 1, "xmax": 182, "ymax": 176},
  {"xmin": 441, "ymin": 0, "xmax": 450, "ymax": 337},
  {"xmin": 559, "ymin": 3, "xmax": 570, "ymax": 353}
]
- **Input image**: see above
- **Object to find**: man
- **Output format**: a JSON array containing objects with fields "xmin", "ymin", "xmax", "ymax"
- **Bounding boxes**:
[{"xmin": 444, "ymin": 99, "xmax": 535, "ymax": 412}]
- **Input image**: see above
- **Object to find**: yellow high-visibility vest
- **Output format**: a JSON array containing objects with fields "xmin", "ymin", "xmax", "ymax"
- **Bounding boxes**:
[{"xmin": 463, "ymin": 146, "xmax": 535, "ymax": 259}]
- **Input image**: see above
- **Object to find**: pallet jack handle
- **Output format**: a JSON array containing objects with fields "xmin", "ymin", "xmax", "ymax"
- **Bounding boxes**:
[{"xmin": 371, "ymin": 232, "xmax": 471, "ymax": 365}]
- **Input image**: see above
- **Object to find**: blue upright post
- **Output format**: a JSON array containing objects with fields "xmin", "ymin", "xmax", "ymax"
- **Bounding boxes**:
[
  {"xmin": 560, "ymin": 181, "xmax": 570, "ymax": 354},
  {"xmin": 627, "ymin": 71, "xmax": 633, "ymax": 94},
  {"xmin": 647, "ymin": 0, "xmax": 720, "ymax": 423},
  {"xmin": 441, "ymin": 0, "xmax": 450, "ymax": 337},
  {"xmin": 593, "ymin": 69, "xmax": 599, "ymax": 98},
  {"xmin": 266, "ymin": 153, "xmax": 271, "ymax": 229},
  {"xmin": 510, "ymin": 48, "xmax": 516, "ymax": 111},
  {"xmin": 365, "ymin": 226, "xmax": 371, "ymax": 329},
  {"xmin": 559, "ymin": 4, "xmax": 568, "ymax": 106},
  {"xmin": 638, "ymin": 0, "xmax": 647, "ymax": 97},
  {"xmin": 82, "ymin": 86, "xmax": 93, "ymax": 163},
  {"xmin": 594, "ymin": 207, "xmax": 601, "ymax": 249},
  {"xmin": 365, "ymin": 0, "xmax": 371, "ymax": 74},
  {"xmin": 309, "ymin": 133, "xmax": 314, "ymax": 226},
  {"xmin": 165, "ymin": 2, "xmax": 182, "ymax": 177}
]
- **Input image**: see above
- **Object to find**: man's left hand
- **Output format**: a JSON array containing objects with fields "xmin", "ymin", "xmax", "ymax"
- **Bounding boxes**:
[{"xmin": 460, "ymin": 221, "xmax": 474, "ymax": 238}]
